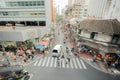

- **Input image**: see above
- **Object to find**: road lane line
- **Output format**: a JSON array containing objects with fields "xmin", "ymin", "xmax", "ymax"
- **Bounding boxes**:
[
  {"xmin": 80, "ymin": 59, "xmax": 87, "ymax": 69},
  {"xmin": 62, "ymin": 59, "xmax": 65, "ymax": 68},
  {"xmin": 70, "ymin": 58, "xmax": 74, "ymax": 69},
  {"xmin": 54, "ymin": 57, "xmax": 57, "ymax": 67},
  {"xmin": 42, "ymin": 57, "xmax": 47, "ymax": 67},
  {"xmin": 46, "ymin": 57, "xmax": 50, "ymax": 67},
  {"xmin": 38, "ymin": 58, "xmax": 43, "ymax": 66},
  {"xmin": 34, "ymin": 60, "xmax": 38, "ymax": 66},
  {"xmin": 66, "ymin": 62, "xmax": 69, "ymax": 68},
  {"xmin": 76, "ymin": 58, "xmax": 82, "ymax": 69},
  {"xmin": 50, "ymin": 57, "xmax": 54, "ymax": 67},
  {"xmin": 73, "ymin": 58, "xmax": 78, "ymax": 69}
]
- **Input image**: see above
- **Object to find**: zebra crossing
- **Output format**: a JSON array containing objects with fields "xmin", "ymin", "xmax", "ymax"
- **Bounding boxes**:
[{"xmin": 33, "ymin": 56, "xmax": 87, "ymax": 69}]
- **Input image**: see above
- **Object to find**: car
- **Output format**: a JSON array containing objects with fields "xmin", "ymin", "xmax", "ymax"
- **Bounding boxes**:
[
  {"xmin": 52, "ymin": 44, "xmax": 62, "ymax": 57},
  {"xmin": 0, "ymin": 65, "xmax": 30, "ymax": 80}
]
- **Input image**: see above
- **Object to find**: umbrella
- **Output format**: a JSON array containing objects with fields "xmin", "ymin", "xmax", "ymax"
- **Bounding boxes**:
[{"xmin": 35, "ymin": 45, "xmax": 45, "ymax": 49}]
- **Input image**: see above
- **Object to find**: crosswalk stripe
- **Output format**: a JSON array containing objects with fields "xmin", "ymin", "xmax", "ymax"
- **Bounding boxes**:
[
  {"xmin": 80, "ymin": 59, "xmax": 87, "ymax": 69},
  {"xmin": 76, "ymin": 58, "xmax": 82, "ymax": 69},
  {"xmin": 42, "ymin": 57, "xmax": 47, "ymax": 67},
  {"xmin": 50, "ymin": 57, "xmax": 54, "ymax": 67},
  {"xmin": 66, "ymin": 62, "xmax": 69, "ymax": 68},
  {"xmin": 62, "ymin": 59, "xmax": 65, "ymax": 68},
  {"xmin": 46, "ymin": 57, "xmax": 50, "ymax": 67},
  {"xmin": 38, "ymin": 58, "xmax": 43, "ymax": 66},
  {"xmin": 33, "ymin": 56, "xmax": 87, "ymax": 70},
  {"xmin": 70, "ymin": 58, "xmax": 74, "ymax": 69},
  {"xmin": 73, "ymin": 58, "xmax": 78, "ymax": 69},
  {"xmin": 54, "ymin": 57, "xmax": 57, "ymax": 67},
  {"xmin": 34, "ymin": 60, "xmax": 38, "ymax": 66}
]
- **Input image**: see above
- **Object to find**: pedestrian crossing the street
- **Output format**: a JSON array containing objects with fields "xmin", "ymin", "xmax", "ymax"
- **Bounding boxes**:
[{"xmin": 33, "ymin": 56, "xmax": 87, "ymax": 69}]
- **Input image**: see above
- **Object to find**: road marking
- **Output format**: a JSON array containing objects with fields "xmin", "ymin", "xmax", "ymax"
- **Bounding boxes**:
[
  {"xmin": 46, "ymin": 57, "xmax": 50, "ymax": 67},
  {"xmin": 70, "ymin": 58, "xmax": 74, "ymax": 69},
  {"xmin": 76, "ymin": 58, "xmax": 82, "ymax": 69},
  {"xmin": 38, "ymin": 58, "xmax": 43, "ymax": 66},
  {"xmin": 32, "ymin": 56, "xmax": 87, "ymax": 70},
  {"xmin": 34, "ymin": 60, "xmax": 38, "ymax": 66},
  {"xmin": 66, "ymin": 62, "xmax": 69, "ymax": 68},
  {"xmin": 80, "ymin": 59, "xmax": 87, "ymax": 69},
  {"xmin": 42, "ymin": 57, "xmax": 47, "ymax": 67},
  {"xmin": 73, "ymin": 58, "xmax": 78, "ymax": 69},
  {"xmin": 62, "ymin": 59, "xmax": 65, "ymax": 68},
  {"xmin": 54, "ymin": 57, "xmax": 57, "ymax": 67},
  {"xmin": 50, "ymin": 57, "xmax": 54, "ymax": 67}
]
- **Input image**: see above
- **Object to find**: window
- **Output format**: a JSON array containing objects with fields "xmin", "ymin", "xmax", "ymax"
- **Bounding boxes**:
[
  {"xmin": 33, "ymin": 1, "xmax": 36, "ymax": 6},
  {"xmin": 41, "ymin": 1, "xmax": 45, "ymax": 6}
]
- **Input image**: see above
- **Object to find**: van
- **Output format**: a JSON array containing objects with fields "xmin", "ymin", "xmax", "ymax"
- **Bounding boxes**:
[{"xmin": 52, "ymin": 44, "xmax": 62, "ymax": 57}]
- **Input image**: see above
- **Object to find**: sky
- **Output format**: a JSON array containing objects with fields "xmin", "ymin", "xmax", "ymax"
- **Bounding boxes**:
[{"xmin": 54, "ymin": 0, "xmax": 68, "ymax": 14}]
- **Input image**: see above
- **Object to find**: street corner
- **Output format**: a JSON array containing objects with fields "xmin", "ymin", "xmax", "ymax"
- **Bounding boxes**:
[
  {"xmin": 96, "ymin": 60, "xmax": 109, "ymax": 73},
  {"xmin": 79, "ymin": 56, "xmax": 104, "ymax": 72},
  {"xmin": 107, "ymin": 68, "xmax": 120, "ymax": 75}
]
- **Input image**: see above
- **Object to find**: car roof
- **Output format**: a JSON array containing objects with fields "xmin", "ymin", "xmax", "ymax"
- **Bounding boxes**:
[
  {"xmin": 53, "ymin": 44, "xmax": 62, "ymax": 49},
  {"xmin": 0, "ymin": 65, "xmax": 23, "ymax": 75}
]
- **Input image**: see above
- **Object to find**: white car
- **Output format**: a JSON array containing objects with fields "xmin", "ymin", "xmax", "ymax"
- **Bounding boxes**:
[{"xmin": 52, "ymin": 44, "xmax": 62, "ymax": 57}]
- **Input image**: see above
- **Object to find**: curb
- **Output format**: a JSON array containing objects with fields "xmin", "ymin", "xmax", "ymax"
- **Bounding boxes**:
[{"xmin": 79, "ymin": 56, "xmax": 108, "ymax": 73}]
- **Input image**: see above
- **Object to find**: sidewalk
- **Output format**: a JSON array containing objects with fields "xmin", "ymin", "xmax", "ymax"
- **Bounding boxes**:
[
  {"xmin": 68, "ymin": 32, "xmax": 120, "ymax": 75},
  {"xmin": 0, "ymin": 53, "xmax": 40, "ymax": 66}
]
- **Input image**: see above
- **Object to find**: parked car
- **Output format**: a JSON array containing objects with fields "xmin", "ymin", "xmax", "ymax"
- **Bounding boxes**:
[{"xmin": 0, "ymin": 65, "xmax": 30, "ymax": 80}]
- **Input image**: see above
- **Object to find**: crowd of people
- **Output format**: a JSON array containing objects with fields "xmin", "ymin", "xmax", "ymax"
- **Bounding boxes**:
[{"xmin": 0, "ymin": 46, "xmax": 36, "ymax": 63}]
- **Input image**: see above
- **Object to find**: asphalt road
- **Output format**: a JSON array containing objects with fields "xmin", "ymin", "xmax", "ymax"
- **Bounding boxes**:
[
  {"xmin": 25, "ymin": 56, "xmax": 119, "ymax": 80},
  {"xmin": 24, "ymin": 25, "xmax": 120, "ymax": 80}
]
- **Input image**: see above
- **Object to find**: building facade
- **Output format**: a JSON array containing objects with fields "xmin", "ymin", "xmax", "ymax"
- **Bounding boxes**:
[
  {"xmin": 104, "ymin": 0, "xmax": 120, "ymax": 21},
  {"xmin": 64, "ymin": 4, "xmax": 81, "ymax": 20},
  {"xmin": 0, "ymin": 0, "xmax": 52, "ymax": 27},
  {"xmin": 87, "ymin": 0, "xmax": 112, "ymax": 19}
]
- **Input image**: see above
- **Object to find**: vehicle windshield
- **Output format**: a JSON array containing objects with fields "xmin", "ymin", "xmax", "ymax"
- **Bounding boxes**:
[{"xmin": 52, "ymin": 50, "xmax": 58, "ymax": 53}]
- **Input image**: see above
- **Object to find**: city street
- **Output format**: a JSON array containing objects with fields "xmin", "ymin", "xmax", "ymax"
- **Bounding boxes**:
[
  {"xmin": 0, "ymin": 0, "xmax": 120, "ymax": 80},
  {"xmin": 24, "ymin": 25, "xmax": 120, "ymax": 80}
]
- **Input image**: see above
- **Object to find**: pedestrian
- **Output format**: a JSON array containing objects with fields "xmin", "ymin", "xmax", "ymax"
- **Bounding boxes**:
[
  {"xmin": 12, "ymin": 55, "xmax": 17, "ymax": 60},
  {"xmin": 57, "ymin": 56, "xmax": 61, "ymax": 68},
  {"xmin": 93, "ymin": 54, "xmax": 97, "ymax": 62},
  {"xmin": 66, "ymin": 53, "xmax": 72, "ymax": 63},
  {"xmin": 63, "ymin": 39, "xmax": 66, "ymax": 44},
  {"xmin": 71, "ymin": 47, "xmax": 74, "ymax": 53},
  {"xmin": 26, "ymin": 48, "xmax": 34, "ymax": 59},
  {"xmin": 66, "ymin": 47, "xmax": 69, "ymax": 53}
]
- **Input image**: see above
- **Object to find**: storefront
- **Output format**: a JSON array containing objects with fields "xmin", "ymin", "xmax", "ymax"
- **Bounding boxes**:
[{"xmin": 0, "ymin": 27, "xmax": 45, "ymax": 50}]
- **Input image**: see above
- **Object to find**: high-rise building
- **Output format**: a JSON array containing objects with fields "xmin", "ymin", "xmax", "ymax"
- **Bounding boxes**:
[
  {"xmin": 68, "ymin": 0, "xmax": 81, "ymax": 6},
  {"xmin": 80, "ymin": 0, "xmax": 89, "ymax": 18},
  {"xmin": 104, "ymin": 0, "xmax": 120, "ymax": 21},
  {"xmin": 0, "ymin": 0, "xmax": 53, "ymax": 27},
  {"xmin": 87, "ymin": 0, "xmax": 112, "ymax": 19}
]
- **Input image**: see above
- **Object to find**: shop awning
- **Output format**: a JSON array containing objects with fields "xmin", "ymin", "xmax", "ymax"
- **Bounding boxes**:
[
  {"xmin": 35, "ymin": 45, "xmax": 45, "ymax": 49},
  {"xmin": 39, "ymin": 41, "xmax": 49, "ymax": 47}
]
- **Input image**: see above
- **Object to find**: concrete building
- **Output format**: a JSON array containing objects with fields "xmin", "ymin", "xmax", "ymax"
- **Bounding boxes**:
[
  {"xmin": 77, "ymin": 19, "xmax": 120, "ymax": 54},
  {"xmin": 104, "ymin": 0, "xmax": 120, "ymax": 21},
  {"xmin": 64, "ymin": 4, "xmax": 81, "ymax": 20},
  {"xmin": 0, "ymin": 0, "xmax": 52, "ymax": 27},
  {"xmin": 87, "ymin": 0, "xmax": 112, "ymax": 19},
  {"xmin": 0, "ymin": 26, "xmax": 51, "ymax": 48},
  {"xmin": 80, "ymin": 0, "xmax": 89, "ymax": 18},
  {"xmin": 68, "ymin": 0, "xmax": 81, "ymax": 6}
]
